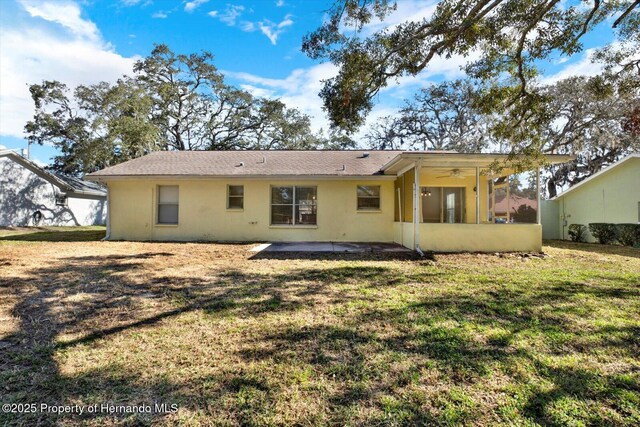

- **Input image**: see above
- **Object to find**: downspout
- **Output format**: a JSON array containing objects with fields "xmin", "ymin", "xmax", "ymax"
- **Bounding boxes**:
[
  {"xmin": 413, "ymin": 160, "xmax": 424, "ymax": 255},
  {"xmin": 475, "ymin": 167, "xmax": 480, "ymax": 224},
  {"xmin": 103, "ymin": 183, "xmax": 111, "ymax": 240}
]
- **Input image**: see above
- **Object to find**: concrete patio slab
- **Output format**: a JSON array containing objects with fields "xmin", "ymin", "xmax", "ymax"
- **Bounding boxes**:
[{"xmin": 249, "ymin": 242, "xmax": 411, "ymax": 253}]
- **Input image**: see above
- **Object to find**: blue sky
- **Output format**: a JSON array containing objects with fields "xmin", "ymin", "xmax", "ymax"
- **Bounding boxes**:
[{"xmin": 0, "ymin": 0, "xmax": 610, "ymax": 166}]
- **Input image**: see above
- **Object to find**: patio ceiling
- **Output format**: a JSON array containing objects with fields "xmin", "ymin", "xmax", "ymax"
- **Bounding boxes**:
[{"xmin": 381, "ymin": 152, "xmax": 575, "ymax": 175}]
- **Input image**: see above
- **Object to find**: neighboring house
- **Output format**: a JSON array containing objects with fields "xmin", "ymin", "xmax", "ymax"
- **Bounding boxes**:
[
  {"xmin": 0, "ymin": 150, "xmax": 107, "ymax": 227},
  {"xmin": 543, "ymin": 153, "xmax": 640, "ymax": 241},
  {"xmin": 86, "ymin": 150, "xmax": 572, "ymax": 252}
]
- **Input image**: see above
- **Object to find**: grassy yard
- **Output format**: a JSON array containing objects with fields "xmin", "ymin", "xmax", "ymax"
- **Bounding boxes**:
[
  {"xmin": 0, "ymin": 226, "xmax": 106, "ymax": 241},
  {"xmin": 0, "ymin": 233, "xmax": 638, "ymax": 426}
]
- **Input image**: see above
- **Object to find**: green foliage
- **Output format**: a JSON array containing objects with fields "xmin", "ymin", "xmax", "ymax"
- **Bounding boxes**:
[
  {"xmin": 567, "ymin": 224, "xmax": 587, "ymax": 243},
  {"xmin": 25, "ymin": 44, "xmax": 348, "ymax": 175},
  {"xmin": 365, "ymin": 72, "xmax": 639, "ymax": 197},
  {"xmin": 304, "ymin": 0, "xmax": 639, "ymax": 135},
  {"xmin": 615, "ymin": 224, "xmax": 640, "ymax": 247},
  {"xmin": 366, "ymin": 80, "xmax": 492, "ymax": 151},
  {"xmin": 588, "ymin": 223, "xmax": 618, "ymax": 245},
  {"xmin": 512, "ymin": 205, "xmax": 537, "ymax": 224}
]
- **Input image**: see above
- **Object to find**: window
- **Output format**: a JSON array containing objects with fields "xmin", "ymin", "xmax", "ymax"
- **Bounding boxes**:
[
  {"xmin": 54, "ymin": 193, "xmax": 67, "ymax": 206},
  {"xmin": 421, "ymin": 187, "xmax": 465, "ymax": 223},
  {"xmin": 357, "ymin": 185, "xmax": 381, "ymax": 210},
  {"xmin": 271, "ymin": 186, "xmax": 317, "ymax": 225},
  {"xmin": 157, "ymin": 185, "xmax": 179, "ymax": 224},
  {"xmin": 227, "ymin": 185, "xmax": 244, "ymax": 209}
]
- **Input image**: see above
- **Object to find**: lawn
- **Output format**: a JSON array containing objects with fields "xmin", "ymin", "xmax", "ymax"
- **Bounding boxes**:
[
  {"xmin": 0, "ymin": 226, "xmax": 106, "ymax": 241},
  {"xmin": 0, "ymin": 232, "xmax": 638, "ymax": 426}
]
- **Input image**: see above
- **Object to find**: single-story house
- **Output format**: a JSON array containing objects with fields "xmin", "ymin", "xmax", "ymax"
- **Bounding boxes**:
[
  {"xmin": 0, "ymin": 150, "xmax": 107, "ymax": 227},
  {"xmin": 86, "ymin": 150, "xmax": 573, "ymax": 252},
  {"xmin": 542, "ymin": 153, "xmax": 639, "ymax": 241}
]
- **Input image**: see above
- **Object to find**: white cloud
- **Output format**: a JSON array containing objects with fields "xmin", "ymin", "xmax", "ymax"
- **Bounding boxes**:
[
  {"xmin": 275, "ymin": 0, "xmax": 285, "ymax": 6},
  {"xmin": 258, "ymin": 14, "xmax": 294, "ymax": 45},
  {"xmin": 212, "ymin": 4, "xmax": 245, "ymax": 26},
  {"xmin": 239, "ymin": 84, "xmax": 276, "ymax": 98},
  {"xmin": 240, "ymin": 21, "xmax": 256, "ymax": 32},
  {"xmin": 0, "ymin": 1, "xmax": 136, "ymax": 138},
  {"xmin": 539, "ymin": 48, "xmax": 603, "ymax": 85},
  {"xmin": 210, "ymin": 6, "xmax": 293, "ymax": 41},
  {"xmin": 20, "ymin": 0, "xmax": 99, "ymax": 41},
  {"xmin": 356, "ymin": 0, "xmax": 438, "ymax": 35},
  {"xmin": 184, "ymin": 0, "xmax": 208, "ymax": 13},
  {"xmin": 152, "ymin": 10, "xmax": 168, "ymax": 18},
  {"xmin": 227, "ymin": 63, "xmax": 338, "ymax": 132},
  {"xmin": 227, "ymin": 48, "xmax": 477, "ymax": 140}
]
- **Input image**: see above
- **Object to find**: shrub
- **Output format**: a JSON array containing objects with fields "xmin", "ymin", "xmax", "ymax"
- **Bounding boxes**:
[
  {"xmin": 588, "ymin": 223, "xmax": 617, "ymax": 244},
  {"xmin": 567, "ymin": 224, "xmax": 587, "ymax": 242},
  {"xmin": 615, "ymin": 224, "xmax": 640, "ymax": 247}
]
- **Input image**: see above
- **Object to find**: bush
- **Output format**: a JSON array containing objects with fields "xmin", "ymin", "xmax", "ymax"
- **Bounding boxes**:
[
  {"xmin": 615, "ymin": 224, "xmax": 640, "ymax": 247},
  {"xmin": 588, "ymin": 223, "xmax": 617, "ymax": 244},
  {"xmin": 567, "ymin": 224, "xmax": 587, "ymax": 242}
]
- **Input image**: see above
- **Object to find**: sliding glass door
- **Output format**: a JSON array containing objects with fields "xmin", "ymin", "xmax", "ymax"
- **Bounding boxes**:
[{"xmin": 421, "ymin": 187, "xmax": 465, "ymax": 223}]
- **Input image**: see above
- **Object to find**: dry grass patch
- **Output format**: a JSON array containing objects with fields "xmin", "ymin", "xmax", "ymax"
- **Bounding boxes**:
[{"xmin": 0, "ymin": 236, "xmax": 638, "ymax": 426}]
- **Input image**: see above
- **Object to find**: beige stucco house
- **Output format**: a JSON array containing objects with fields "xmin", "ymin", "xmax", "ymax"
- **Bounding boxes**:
[
  {"xmin": 543, "ymin": 153, "xmax": 640, "ymax": 241},
  {"xmin": 86, "ymin": 150, "xmax": 572, "ymax": 252}
]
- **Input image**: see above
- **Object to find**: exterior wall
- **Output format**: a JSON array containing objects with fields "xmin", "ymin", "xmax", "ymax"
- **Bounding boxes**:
[
  {"xmin": 0, "ymin": 157, "xmax": 106, "ymax": 226},
  {"xmin": 107, "ymin": 178, "xmax": 396, "ymax": 242},
  {"xmin": 419, "ymin": 223, "xmax": 542, "ymax": 252},
  {"xmin": 393, "ymin": 222, "xmax": 414, "ymax": 249},
  {"xmin": 541, "ymin": 200, "xmax": 559, "ymax": 240},
  {"xmin": 67, "ymin": 194, "xmax": 107, "ymax": 226},
  {"xmin": 556, "ymin": 157, "xmax": 640, "ymax": 242}
]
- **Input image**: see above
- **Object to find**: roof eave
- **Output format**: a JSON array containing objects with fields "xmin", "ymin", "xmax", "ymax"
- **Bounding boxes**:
[
  {"xmin": 549, "ymin": 153, "xmax": 639, "ymax": 200},
  {"xmin": 86, "ymin": 173, "xmax": 397, "ymax": 182}
]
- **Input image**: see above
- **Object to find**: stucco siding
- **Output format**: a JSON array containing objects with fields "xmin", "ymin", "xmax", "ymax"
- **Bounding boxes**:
[
  {"xmin": 540, "ymin": 200, "xmax": 559, "ymax": 240},
  {"xmin": 107, "ymin": 178, "xmax": 396, "ymax": 242},
  {"xmin": 67, "ymin": 194, "xmax": 107, "ymax": 226},
  {"xmin": 0, "ymin": 156, "xmax": 106, "ymax": 227},
  {"xmin": 419, "ymin": 223, "xmax": 542, "ymax": 252},
  {"xmin": 557, "ymin": 157, "xmax": 639, "ymax": 241}
]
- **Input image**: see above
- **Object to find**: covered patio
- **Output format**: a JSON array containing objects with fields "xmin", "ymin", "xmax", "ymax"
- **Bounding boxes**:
[{"xmin": 382, "ymin": 152, "xmax": 574, "ymax": 252}]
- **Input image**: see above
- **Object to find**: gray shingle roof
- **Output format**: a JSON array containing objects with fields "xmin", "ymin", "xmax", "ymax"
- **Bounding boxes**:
[
  {"xmin": 1, "ymin": 149, "xmax": 106, "ymax": 196},
  {"xmin": 54, "ymin": 172, "xmax": 107, "ymax": 194},
  {"xmin": 86, "ymin": 150, "xmax": 403, "ymax": 178}
]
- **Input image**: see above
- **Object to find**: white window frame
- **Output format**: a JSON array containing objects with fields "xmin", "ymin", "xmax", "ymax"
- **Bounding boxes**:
[
  {"xmin": 157, "ymin": 185, "xmax": 179, "ymax": 225},
  {"xmin": 270, "ymin": 186, "xmax": 317, "ymax": 226},
  {"xmin": 356, "ymin": 185, "xmax": 381, "ymax": 211}
]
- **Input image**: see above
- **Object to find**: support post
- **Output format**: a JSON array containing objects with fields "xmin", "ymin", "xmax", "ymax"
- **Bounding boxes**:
[
  {"xmin": 413, "ymin": 160, "xmax": 423, "ymax": 253},
  {"xmin": 536, "ymin": 167, "xmax": 541, "ymax": 224},
  {"xmin": 475, "ymin": 166, "xmax": 480, "ymax": 224}
]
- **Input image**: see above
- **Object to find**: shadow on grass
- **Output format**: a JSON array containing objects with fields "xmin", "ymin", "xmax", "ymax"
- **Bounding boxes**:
[
  {"xmin": 0, "ymin": 247, "xmax": 638, "ymax": 425},
  {"xmin": 0, "ymin": 228, "xmax": 105, "ymax": 242}
]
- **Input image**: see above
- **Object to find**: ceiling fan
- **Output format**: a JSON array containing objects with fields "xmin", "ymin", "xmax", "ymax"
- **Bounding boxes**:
[{"xmin": 436, "ymin": 168, "xmax": 466, "ymax": 179}]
